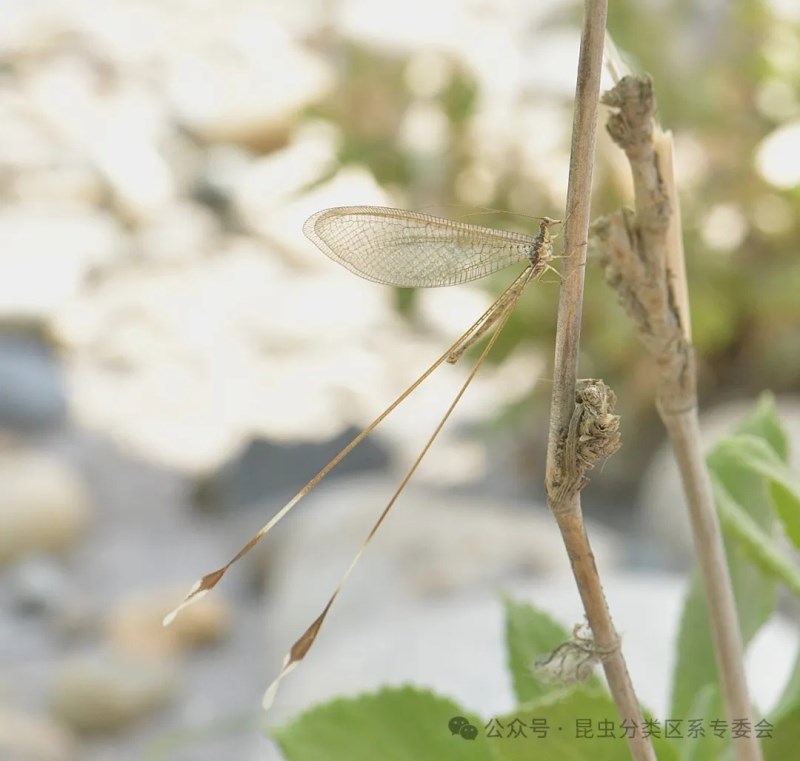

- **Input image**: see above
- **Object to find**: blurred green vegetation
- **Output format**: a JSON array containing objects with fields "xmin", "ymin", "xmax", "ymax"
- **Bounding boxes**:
[
  {"xmin": 302, "ymin": 0, "xmax": 800, "ymax": 487},
  {"xmin": 605, "ymin": 0, "xmax": 800, "ymax": 430}
]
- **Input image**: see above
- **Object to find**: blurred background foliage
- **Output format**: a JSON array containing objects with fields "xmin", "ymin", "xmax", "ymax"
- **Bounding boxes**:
[{"xmin": 294, "ymin": 0, "xmax": 800, "ymax": 492}]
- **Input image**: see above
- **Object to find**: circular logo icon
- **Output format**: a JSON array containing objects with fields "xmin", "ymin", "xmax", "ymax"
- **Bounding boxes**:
[{"xmin": 460, "ymin": 723, "xmax": 478, "ymax": 741}]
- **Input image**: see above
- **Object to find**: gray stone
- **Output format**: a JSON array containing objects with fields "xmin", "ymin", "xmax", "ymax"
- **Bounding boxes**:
[
  {"xmin": 49, "ymin": 651, "xmax": 177, "ymax": 734},
  {"xmin": 0, "ymin": 333, "xmax": 66, "ymax": 433},
  {"xmin": 7, "ymin": 554, "xmax": 71, "ymax": 615},
  {"xmin": 105, "ymin": 586, "xmax": 231, "ymax": 657},
  {"xmin": 0, "ymin": 708, "xmax": 77, "ymax": 761},
  {"xmin": 0, "ymin": 450, "xmax": 91, "ymax": 565},
  {"xmin": 264, "ymin": 475, "xmax": 622, "ymax": 637}
]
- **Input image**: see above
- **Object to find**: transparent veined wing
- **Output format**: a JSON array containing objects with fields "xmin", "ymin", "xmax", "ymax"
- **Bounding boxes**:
[{"xmin": 303, "ymin": 206, "xmax": 538, "ymax": 287}]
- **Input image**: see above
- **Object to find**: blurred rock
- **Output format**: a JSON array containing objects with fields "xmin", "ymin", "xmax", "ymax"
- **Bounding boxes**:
[
  {"xmin": 0, "ymin": 206, "xmax": 125, "ymax": 319},
  {"xmin": 192, "ymin": 429, "xmax": 389, "ymax": 514},
  {"xmin": 231, "ymin": 122, "xmax": 337, "ymax": 233},
  {"xmin": 162, "ymin": 8, "xmax": 332, "ymax": 148},
  {"xmin": 106, "ymin": 587, "xmax": 230, "ymax": 657},
  {"xmin": 0, "ymin": 332, "xmax": 66, "ymax": 433},
  {"xmin": 9, "ymin": 159, "xmax": 104, "ymax": 208},
  {"xmin": 265, "ymin": 475, "xmax": 622, "ymax": 642},
  {"xmin": 0, "ymin": 84, "xmax": 104, "ymax": 208},
  {"xmin": 7, "ymin": 555, "xmax": 71, "ymax": 615},
  {"xmin": 0, "ymin": 450, "xmax": 91, "ymax": 565},
  {"xmin": 49, "ymin": 651, "xmax": 176, "ymax": 734},
  {"xmin": 638, "ymin": 395, "xmax": 800, "ymax": 566},
  {"xmin": 51, "ymin": 232, "xmax": 401, "ymax": 474},
  {"xmin": 24, "ymin": 50, "xmax": 178, "ymax": 223},
  {"xmin": 0, "ymin": 707, "xmax": 77, "ymax": 761},
  {"xmin": 193, "ymin": 144, "xmax": 254, "ymax": 213},
  {"xmin": 134, "ymin": 201, "xmax": 221, "ymax": 263}
]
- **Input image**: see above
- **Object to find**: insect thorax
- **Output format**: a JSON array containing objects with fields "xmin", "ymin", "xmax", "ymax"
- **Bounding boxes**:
[{"xmin": 527, "ymin": 218, "xmax": 557, "ymax": 277}]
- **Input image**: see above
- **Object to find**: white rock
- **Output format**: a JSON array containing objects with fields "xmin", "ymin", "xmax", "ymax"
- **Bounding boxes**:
[
  {"xmin": 0, "ymin": 450, "xmax": 91, "ymax": 565},
  {"xmin": 49, "ymin": 651, "xmax": 177, "ymax": 734},
  {"xmin": 24, "ymin": 51, "xmax": 177, "ymax": 222},
  {"xmin": 0, "ymin": 206, "xmax": 124, "ymax": 319},
  {"xmin": 0, "ymin": 707, "xmax": 76, "ymax": 761},
  {"xmin": 162, "ymin": 6, "xmax": 332, "ymax": 146},
  {"xmin": 0, "ymin": 89, "xmax": 103, "ymax": 207},
  {"xmin": 232, "ymin": 122, "xmax": 340, "ymax": 239},
  {"xmin": 134, "ymin": 201, "xmax": 221, "ymax": 263},
  {"xmin": 106, "ymin": 586, "xmax": 231, "ymax": 657}
]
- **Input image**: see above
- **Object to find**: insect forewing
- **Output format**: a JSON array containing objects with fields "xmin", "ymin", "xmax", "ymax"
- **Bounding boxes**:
[{"xmin": 304, "ymin": 206, "xmax": 537, "ymax": 287}]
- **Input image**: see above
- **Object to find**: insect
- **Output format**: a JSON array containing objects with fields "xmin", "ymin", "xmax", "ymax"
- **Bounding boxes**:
[
  {"xmin": 164, "ymin": 206, "xmax": 562, "ymax": 708},
  {"xmin": 305, "ymin": 207, "xmax": 561, "ymax": 363},
  {"xmin": 304, "ymin": 206, "xmax": 558, "ymax": 288}
]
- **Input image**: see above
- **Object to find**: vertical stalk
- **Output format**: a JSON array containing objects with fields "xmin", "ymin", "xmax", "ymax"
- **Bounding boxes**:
[
  {"xmin": 596, "ymin": 76, "xmax": 762, "ymax": 761},
  {"xmin": 544, "ymin": 3, "xmax": 655, "ymax": 760}
]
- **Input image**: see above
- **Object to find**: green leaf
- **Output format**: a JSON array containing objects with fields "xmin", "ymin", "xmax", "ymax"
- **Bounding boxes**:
[
  {"xmin": 670, "ymin": 530, "xmax": 777, "ymax": 722},
  {"xmin": 503, "ymin": 596, "xmax": 602, "ymax": 704},
  {"xmin": 714, "ymin": 434, "xmax": 800, "ymax": 548},
  {"xmin": 730, "ymin": 393, "xmax": 789, "ymax": 463},
  {"xmin": 670, "ymin": 564, "xmax": 775, "ymax": 723},
  {"xmin": 712, "ymin": 477, "xmax": 800, "ymax": 595},
  {"xmin": 272, "ymin": 686, "xmax": 493, "ymax": 761},
  {"xmin": 763, "ymin": 701, "xmax": 800, "ymax": 761},
  {"xmin": 678, "ymin": 686, "xmax": 728, "ymax": 761},
  {"xmin": 770, "ymin": 481, "xmax": 800, "ymax": 550},
  {"xmin": 488, "ymin": 688, "xmax": 678, "ymax": 761},
  {"xmin": 707, "ymin": 443, "xmax": 774, "ymax": 529},
  {"xmin": 671, "ymin": 401, "xmax": 784, "ymax": 719}
]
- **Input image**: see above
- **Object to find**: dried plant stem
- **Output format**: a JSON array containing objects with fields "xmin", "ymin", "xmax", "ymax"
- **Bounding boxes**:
[
  {"xmin": 544, "ymin": 3, "xmax": 655, "ymax": 760},
  {"xmin": 596, "ymin": 76, "xmax": 762, "ymax": 761}
]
